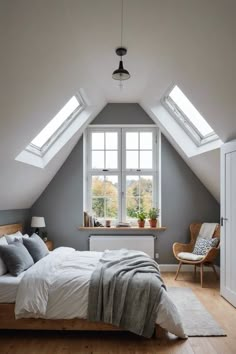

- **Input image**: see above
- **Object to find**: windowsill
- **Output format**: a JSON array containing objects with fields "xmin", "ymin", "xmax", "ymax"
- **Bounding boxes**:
[{"xmin": 79, "ymin": 226, "xmax": 167, "ymax": 231}]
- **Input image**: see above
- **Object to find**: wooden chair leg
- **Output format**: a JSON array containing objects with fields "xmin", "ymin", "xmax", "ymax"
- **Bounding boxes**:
[
  {"xmin": 175, "ymin": 262, "xmax": 182, "ymax": 280},
  {"xmin": 200, "ymin": 263, "xmax": 204, "ymax": 287},
  {"xmin": 212, "ymin": 264, "xmax": 219, "ymax": 280},
  {"xmin": 194, "ymin": 265, "xmax": 197, "ymax": 279}
]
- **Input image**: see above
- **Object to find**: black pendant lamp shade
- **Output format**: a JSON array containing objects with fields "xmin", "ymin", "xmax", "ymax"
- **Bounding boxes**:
[{"xmin": 112, "ymin": 47, "xmax": 130, "ymax": 81}]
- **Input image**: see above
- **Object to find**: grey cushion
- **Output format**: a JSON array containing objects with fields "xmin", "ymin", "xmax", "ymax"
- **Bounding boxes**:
[
  {"xmin": 0, "ymin": 241, "xmax": 34, "ymax": 276},
  {"xmin": 23, "ymin": 233, "xmax": 49, "ymax": 262},
  {"xmin": 192, "ymin": 237, "xmax": 219, "ymax": 255}
]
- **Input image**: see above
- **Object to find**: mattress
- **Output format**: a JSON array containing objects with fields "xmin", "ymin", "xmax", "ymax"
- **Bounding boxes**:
[{"xmin": 0, "ymin": 272, "xmax": 25, "ymax": 303}]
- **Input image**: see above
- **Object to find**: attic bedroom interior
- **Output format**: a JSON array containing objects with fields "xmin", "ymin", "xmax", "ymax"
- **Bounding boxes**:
[{"xmin": 0, "ymin": 0, "xmax": 235, "ymax": 353}]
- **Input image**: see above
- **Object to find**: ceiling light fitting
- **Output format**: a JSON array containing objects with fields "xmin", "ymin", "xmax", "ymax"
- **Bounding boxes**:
[
  {"xmin": 112, "ymin": 47, "xmax": 130, "ymax": 80},
  {"xmin": 112, "ymin": 0, "xmax": 130, "ymax": 82}
]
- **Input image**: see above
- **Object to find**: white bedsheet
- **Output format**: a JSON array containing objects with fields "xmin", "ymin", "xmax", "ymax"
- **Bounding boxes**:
[
  {"xmin": 15, "ymin": 247, "xmax": 186, "ymax": 338},
  {"xmin": 0, "ymin": 272, "xmax": 25, "ymax": 303}
]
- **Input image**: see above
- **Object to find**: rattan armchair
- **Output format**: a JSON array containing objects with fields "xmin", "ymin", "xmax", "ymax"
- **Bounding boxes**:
[{"xmin": 173, "ymin": 223, "xmax": 220, "ymax": 287}]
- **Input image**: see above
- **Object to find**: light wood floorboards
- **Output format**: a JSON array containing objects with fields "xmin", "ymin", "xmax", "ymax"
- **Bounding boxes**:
[{"xmin": 0, "ymin": 272, "xmax": 235, "ymax": 354}]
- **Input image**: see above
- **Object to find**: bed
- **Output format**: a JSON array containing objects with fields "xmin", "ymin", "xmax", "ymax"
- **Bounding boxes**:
[{"xmin": 0, "ymin": 223, "xmax": 185, "ymax": 338}]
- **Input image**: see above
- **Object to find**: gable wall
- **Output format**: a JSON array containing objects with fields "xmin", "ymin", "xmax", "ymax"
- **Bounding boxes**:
[{"xmin": 30, "ymin": 104, "xmax": 219, "ymax": 264}]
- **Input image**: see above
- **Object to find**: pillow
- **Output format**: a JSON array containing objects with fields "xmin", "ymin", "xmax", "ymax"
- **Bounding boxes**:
[
  {"xmin": 0, "ymin": 237, "xmax": 8, "ymax": 276},
  {"xmin": 192, "ymin": 237, "xmax": 219, "ymax": 255},
  {"xmin": 6, "ymin": 231, "xmax": 23, "ymax": 244},
  {"xmin": 0, "ymin": 241, "xmax": 34, "ymax": 276},
  {"xmin": 23, "ymin": 233, "xmax": 49, "ymax": 262},
  {"xmin": 7, "ymin": 234, "xmax": 30, "ymax": 244}
]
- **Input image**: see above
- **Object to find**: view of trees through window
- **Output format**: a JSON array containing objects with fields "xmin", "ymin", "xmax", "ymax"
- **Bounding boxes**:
[
  {"xmin": 92, "ymin": 175, "xmax": 153, "ymax": 223},
  {"xmin": 92, "ymin": 176, "xmax": 118, "ymax": 219},
  {"xmin": 126, "ymin": 176, "xmax": 153, "ymax": 219}
]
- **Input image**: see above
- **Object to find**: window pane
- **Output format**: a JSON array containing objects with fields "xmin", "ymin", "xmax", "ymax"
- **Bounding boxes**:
[
  {"xmin": 140, "ymin": 132, "xmax": 152, "ymax": 149},
  {"xmin": 126, "ymin": 176, "xmax": 139, "ymax": 219},
  {"xmin": 105, "ymin": 176, "xmax": 118, "ymax": 219},
  {"xmin": 91, "ymin": 175, "xmax": 118, "ymax": 223},
  {"xmin": 140, "ymin": 176, "xmax": 153, "ymax": 212},
  {"xmin": 106, "ymin": 151, "xmax": 118, "ymax": 169},
  {"xmin": 126, "ymin": 175, "xmax": 153, "ymax": 223},
  {"xmin": 92, "ymin": 176, "xmax": 105, "ymax": 218},
  {"xmin": 31, "ymin": 96, "xmax": 80, "ymax": 148},
  {"xmin": 140, "ymin": 151, "xmax": 152, "ymax": 169},
  {"xmin": 92, "ymin": 176, "xmax": 104, "ymax": 195},
  {"xmin": 126, "ymin": 151, "xmax": 139, "ymax": 169},
  {"xmin": 92, "ymin": 197, "xmax": 105, "ymax": 218},
  {"xmin": 169, "ymin": 85, "xmax": 213, "ymax": 137},
  {"xmin": 106, "ymin": 132, "xmax": 118, "ymax": 150},
  {"xmin": 126, "ymin": 132, "xmax": 138, "ymax": 149},
  {"xmin": 92, "ymin": 151, "xmax": 104, "ymax": 169},
  {"xmin": 92, "ymin": 132, "xmax": 104, "ymax": 150}
]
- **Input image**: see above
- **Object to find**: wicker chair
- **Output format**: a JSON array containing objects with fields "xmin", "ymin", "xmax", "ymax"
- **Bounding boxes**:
[{"xmin": 173, "ymin": 223, "xmax": 220, "ymax": 287}]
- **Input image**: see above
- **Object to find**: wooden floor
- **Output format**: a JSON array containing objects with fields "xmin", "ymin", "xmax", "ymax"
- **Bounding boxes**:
[{"xmin": 0, "ymin": 272, "xmax": 236, "ymax": 354}]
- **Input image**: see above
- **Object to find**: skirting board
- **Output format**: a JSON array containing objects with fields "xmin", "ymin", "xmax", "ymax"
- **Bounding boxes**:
[{"xmin": 159, "ymin": 264, "xmax": 220, "ymax": 274}]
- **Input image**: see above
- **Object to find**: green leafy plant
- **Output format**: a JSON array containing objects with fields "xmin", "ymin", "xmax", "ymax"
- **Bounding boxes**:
[
  {"xmin": 148, "ymin": 207, "xmax": 160, "ymax": 220},
  {"xmin": 135, "ymin": 209, "xmax": 147, "ymax": 221}
]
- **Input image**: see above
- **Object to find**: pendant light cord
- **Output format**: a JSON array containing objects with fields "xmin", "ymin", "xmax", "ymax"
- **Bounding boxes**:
[{"xmin": 120, "ymin": 0, "xmax": 124, "ymax": 49}]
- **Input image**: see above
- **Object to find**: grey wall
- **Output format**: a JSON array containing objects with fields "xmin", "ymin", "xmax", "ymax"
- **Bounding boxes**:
[
  {"xmin": 160, "ymin": 136, "xmax": 220, "ymax": 263},
  {"xmin": 31, "ymin": 104, "xmax": 220, "ymax": 264},
  {"xmin": 0, "ymin": 209, "xmax": 31, "ymax": 234},
  {"xmin": 92, "ymin": 103, "xmax": 154, "ymax": 125}
]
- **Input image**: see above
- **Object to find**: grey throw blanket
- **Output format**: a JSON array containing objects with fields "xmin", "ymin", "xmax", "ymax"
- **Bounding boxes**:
[{"xmin": 87, "ymin": 249, "xmax": 166, "ymax": 338}]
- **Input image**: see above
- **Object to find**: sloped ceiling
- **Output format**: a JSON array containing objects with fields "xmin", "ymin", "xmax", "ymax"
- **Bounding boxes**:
[{"xmin": 0, "ymin": 0, "xmax": 234, "ymax": 209}]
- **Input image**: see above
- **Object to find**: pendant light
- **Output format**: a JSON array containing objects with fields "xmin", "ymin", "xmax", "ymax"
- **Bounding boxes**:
[
  {"xmin": 112, "ymin": 47, "xmax": 130, "ymax": 80},
  {"xmin": 112, "ymin": 0, "xmax": 131, "ymax": 81}
]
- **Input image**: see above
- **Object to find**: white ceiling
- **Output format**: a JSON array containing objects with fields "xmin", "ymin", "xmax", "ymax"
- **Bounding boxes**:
[{"xmin": 0, "ymin": 0, "xmax": 234, "ymax": 209}]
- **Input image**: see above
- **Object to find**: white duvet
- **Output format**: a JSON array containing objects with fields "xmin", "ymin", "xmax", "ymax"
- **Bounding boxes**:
[{"xmin": 15, "ymin": 247, "xmax": 186, "ymax": 338}]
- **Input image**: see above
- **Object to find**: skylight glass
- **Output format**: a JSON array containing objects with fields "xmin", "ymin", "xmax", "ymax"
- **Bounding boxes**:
[
  {"xmin": 31, "ymin": 96, "xmax": 80, "ymax": 149},
  {"xmin": 169, "ymin": 86, "xmax": 213, "ymax": 138}
]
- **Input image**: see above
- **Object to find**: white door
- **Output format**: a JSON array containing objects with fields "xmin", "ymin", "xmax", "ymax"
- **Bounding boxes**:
[{"xmin": 221, "ymin": 141, "xmax": 236, "ymax": 307}]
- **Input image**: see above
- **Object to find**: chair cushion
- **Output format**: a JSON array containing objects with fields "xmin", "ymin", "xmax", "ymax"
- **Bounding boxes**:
[
  {"xmin": 177, "ymin": 252, "xmax": 204, "ymax": 261},
  {"xmin": 192, "ymin": 237, "xmax": 219, "ymax": 255}
]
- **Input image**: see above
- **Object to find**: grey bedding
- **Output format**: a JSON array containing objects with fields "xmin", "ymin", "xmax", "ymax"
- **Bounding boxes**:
[{"xmin": 87, "ymin": 249, "xmax": 166, "ymax": 338}]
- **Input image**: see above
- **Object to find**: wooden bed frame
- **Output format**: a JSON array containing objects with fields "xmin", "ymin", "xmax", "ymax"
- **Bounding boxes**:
[{"xmin": 0, "ymin": 223, "xmax": 163, "ymax": 338}]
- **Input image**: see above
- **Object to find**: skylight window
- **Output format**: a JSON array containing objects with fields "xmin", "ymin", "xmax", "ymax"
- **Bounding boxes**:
[
  {"xmin": 15, "ymin": 91, "xmax": 87, "ymax": 168},
  {"xmin": 31, "ymin": 96, "xmax": 80, "ymax": 149},
  {"xmin": 162, "ymin": 85, "xmax": 219, "ymax": 146}
]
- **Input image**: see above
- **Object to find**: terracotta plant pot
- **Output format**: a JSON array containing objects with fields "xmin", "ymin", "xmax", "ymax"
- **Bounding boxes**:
[
  {"xmin": 138, "ymin": 220, "xmax": 145, "ymax": 228},
  {"xmin": 149, "ymin": 219, "xmax": 158, "ymax": 228}
]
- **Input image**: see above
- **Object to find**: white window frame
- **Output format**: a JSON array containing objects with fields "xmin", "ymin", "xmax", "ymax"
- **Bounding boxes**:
[
  {"xmin": 161, "ymin": 85, "xmax": 219, "ymax": 146},
  {"xmin": 85, "ymin": 126, "xmax": 159, "ymax": 224},
  {"xmin": 26, "ymin": 93, "xmax": 85, "ymax": 157}
]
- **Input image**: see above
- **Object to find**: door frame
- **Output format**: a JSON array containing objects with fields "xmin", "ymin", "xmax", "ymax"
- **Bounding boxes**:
[{"xmin": 220, "ymin": 140, "xmax": 236, "ymax": 306}]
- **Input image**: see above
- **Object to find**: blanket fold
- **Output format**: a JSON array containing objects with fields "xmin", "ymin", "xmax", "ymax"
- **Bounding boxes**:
[
  {"xmin": 87, "ymin": 249, "xmax": 166, "ymax": 338},
  {"xmin": 198, "ymin": 223, "xmax": 218, "ymax": 239}
]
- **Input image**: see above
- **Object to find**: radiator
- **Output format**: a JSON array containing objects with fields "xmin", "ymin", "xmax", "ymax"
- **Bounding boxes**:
[{"xmin": 89, "ymin": 235, "xmax": 155, "ymax": 258}]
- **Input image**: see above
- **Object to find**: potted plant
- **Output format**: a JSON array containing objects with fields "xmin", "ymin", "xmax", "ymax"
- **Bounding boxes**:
[
  {"xmin": 135, "ymin": 209, "xmax": 147, "ymax": 228},
  {"xmin": 148, "ymin": 207, "xmax": 160, "ymax": 228}
]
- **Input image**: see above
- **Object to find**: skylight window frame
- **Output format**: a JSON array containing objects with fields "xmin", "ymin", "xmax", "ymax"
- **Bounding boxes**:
[
  {"xmin": 162, "ymin": 85, "xmax": 219, "ymax": 147},
  {"xmin": 26, "ymin": 93, "xmax": 85, "ymax": 157}
]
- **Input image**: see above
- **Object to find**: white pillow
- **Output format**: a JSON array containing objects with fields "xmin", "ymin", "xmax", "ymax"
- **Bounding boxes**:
[
  {"xmin": 0, "ymin": 237, "xmax": 8, "ymax": 275},
  {"xmin": 5, "ymin": 231, "xmax": 23, "ymax": 244}
]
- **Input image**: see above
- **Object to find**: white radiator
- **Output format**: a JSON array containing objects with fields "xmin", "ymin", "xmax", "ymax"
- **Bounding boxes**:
[{"xmin": 89, "ymin": 235, "xmax": 155, "ymax": 258}]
